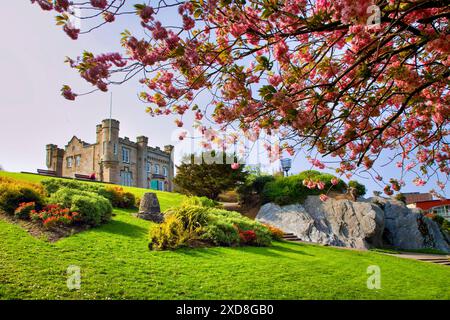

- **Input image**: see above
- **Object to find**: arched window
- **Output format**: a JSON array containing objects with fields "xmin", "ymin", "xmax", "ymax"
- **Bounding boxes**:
[
  {"xmin": 163, "ymin": 166, "xmax": 168, "ymax": 177},
  {"xmin": 154, "ymin": 164, "xmax": 160, "ymax": 174}
]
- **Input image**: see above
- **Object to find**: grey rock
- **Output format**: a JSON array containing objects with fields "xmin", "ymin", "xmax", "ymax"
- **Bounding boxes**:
[
  {"xmin": 256, "ymin": 195, "xmax": 450, "ymax": 253},
  {"xmin": 369, "ymin": 197, "xmax": 450, "ymax": 253},
  {"xmin": 137, "ymin": 193, "xmax": 164, "ymax": 223},
  {"xmin": 256, "ymin": 196, "xmax": 384, "ymax": 249}
]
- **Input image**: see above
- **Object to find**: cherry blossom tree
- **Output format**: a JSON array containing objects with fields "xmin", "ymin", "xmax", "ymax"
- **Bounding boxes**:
[{"xmin": 31, "ymin": 0, "xmax": 449, "ymax": 195}]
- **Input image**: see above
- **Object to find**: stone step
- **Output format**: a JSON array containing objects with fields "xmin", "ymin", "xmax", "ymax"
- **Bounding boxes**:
[
  {"xmin": 282, "ymin": 235, "xmax": 299, "ymax": 238},
  {"xmin": 418, "ymin": 258, "xmax": 450, "ymax": 263},
  {"xmin": 429, "ymin": 262, "xmax": 450, "ymax": 266},
  {"xmin": 281, "ymin": 232, "xmax": 304, "ymax": 242},
  {"xmin": 422, "ymin": 261, "xmax": 450, "ymax": 265}
]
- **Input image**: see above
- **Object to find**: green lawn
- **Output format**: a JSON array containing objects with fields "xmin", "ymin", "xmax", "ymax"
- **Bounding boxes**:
[{"xmin": 0, "ymin": 172, "xmax": 449, "ymax": 299}]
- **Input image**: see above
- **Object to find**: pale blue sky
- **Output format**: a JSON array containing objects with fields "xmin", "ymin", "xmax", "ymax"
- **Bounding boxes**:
[{"xmin": 0, "ymin": 2, "xmax": 447, "ymax": 196}]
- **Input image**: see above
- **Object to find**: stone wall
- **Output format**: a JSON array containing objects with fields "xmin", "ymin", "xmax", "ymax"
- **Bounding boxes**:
[{"xmin": 62, "ymin": 137, "xmax": 96, "ymax": 178}]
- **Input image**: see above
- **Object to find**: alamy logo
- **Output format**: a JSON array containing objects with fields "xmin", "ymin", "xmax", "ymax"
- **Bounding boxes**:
[
  {"xmin": 366, "ymin": 5, "xmax": 381, "ymax": 29},
  {"xmin": 67, "ymin": 265, "xmax": 81, "ymax": 290},
  {"xmin": 68, "ymin": 5, "xmax": 82, "ymax": 30},
  {"xmin": 366, "ymin": 265, "xmax": 381, "ymax": 289}
]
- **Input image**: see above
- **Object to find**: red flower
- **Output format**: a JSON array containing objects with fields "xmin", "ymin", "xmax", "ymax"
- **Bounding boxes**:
[{"xmin": 239, "ymin": 230, "xmax": 257, "ymax": 243}]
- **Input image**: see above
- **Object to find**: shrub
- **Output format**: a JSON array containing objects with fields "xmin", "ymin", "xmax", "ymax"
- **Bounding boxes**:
[
  {"xmin": 218, "ymin": 190, "xmax": 239, "ymax": 202},
  {"xmin": 237, "ymin": 174, "xmax": 275, "ymax": 204},
  {"xmin": 348, "ymin": 180, "xmax": 367, "ymax": 197},
  {"xmin": 49, "ymin": 188, "xmax": 112, "ymax": 226},
  {"xmin": 135, "ymin": 196, "xmax": 141, "ymax": 208},
  {"xmin": 149, "ymin": 215, "xmax": 190, "ymax": 251},
  {"xmin": 0, "ymin": 178, "xmax": 45, "ymax": 213},
  {"xmin": 426, "ymin": 213, "xmax": 450, "ymax": 234},
  {"xmin": 14, "ymin": 202, "xmax": 36, "ymax": 219},
  {"xmin": 205, "ymin": 209, "xmax": 272, "ymax": 246},
  {"xmin": 30, "ymin": 204, "xmax": 80, "ymax": 229},
  {"xmin": 199, "ymin": 220, "xmax": 240, "ymax": 246},
  {"xmin": 148, "ymin": 205, "xmax": 272, "ymax": 250},
  {"xmin": 262, "ymin": 170, "xmax": 347, "ymax": 205},
  {"xmin": 181, "ymin": 196, "xmax": 221, "ymax": 208},
  {"xmin": 103, "ymin": 186, "xmax": 136, "ymax": 209},
  {"xmin": 394, "ymin": 193, "xmax": 406, "ymax": 203},
  {"xmin": 41, "ymin": 178, "xmax": 103, "ymax": 194},
  {"xmin": 42, "ymin": 179, "xmax": 137, "ymax": 209},
  {"xmin": 262, "ymin": 223, "xmax": 285, "ymax": 240}
]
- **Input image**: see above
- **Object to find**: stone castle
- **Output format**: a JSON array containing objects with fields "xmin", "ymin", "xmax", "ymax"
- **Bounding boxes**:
[{"xmin": 45, "ymin": 119, "xmax": 174, "ymax": 191}]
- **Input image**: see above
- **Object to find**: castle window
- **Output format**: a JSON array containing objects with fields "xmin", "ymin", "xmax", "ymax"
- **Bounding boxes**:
[
  {"xmin": 113, "ymin": 143, "xmax": 117, "ymax": 155},
  {"xmin": 154, "ymin": 164, "xmax": 160, "ymax": 174},
  {"xmin": 103, "ymin": 141, "xmax": 106, "ymax": 155},
  {"xmin": 120, "ymin": 168, "xmax": 133, "ymax": 187},
  {"xmin": 75, "ymin": 155, "xmax": 81, "ymax": 167},
  {"xmin": 122, "ymin": 147, "xmax": 130, "ymax": 163},
  {"xmin": 66, "ymin": 157, "xmax": 73, "ymax": 168},
  {"xmin": 163, "ymin": 166, "xmax": 168, "ymax": 177},
  {"xmin": 146, "ymin": 161, "xmax": 151, "ymax": 173}
]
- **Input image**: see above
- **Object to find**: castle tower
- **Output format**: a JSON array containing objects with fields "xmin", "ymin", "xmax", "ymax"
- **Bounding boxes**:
[
  {"xmin": 96, "ymin": 124, "xmax": 102, "ymax": 144},
  {"xmin": 164, "ymin": 145, "xmax": 175, "ymax": 192},
  {"xmin": 100, "ymin": 119, "xmax": 120, "ymax": 184},
  {"xmin": 46, "ymin": 144, "xmax": 64, "ymax": 176},
  {"xmin": 136, "ymin": 136, "xmax": 149, "ymax": 188}
]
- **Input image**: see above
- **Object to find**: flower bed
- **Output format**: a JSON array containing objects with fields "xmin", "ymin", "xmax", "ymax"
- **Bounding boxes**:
[
  {"xmin": 29, "ymin": 204, "xmax": 80, "ymax": 228},
  {"xmin": 0, "ymin": 177, "xmax": 114, "ymax": 240}
]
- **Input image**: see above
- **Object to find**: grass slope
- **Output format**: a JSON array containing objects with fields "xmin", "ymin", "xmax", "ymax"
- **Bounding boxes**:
[{"xmin": 0, "ymin": 172, "xmax": 449, "ymax": 299}]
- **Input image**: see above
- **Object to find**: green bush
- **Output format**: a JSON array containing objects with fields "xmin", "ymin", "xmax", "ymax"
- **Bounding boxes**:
[
  {"xmin": 348, "ymin": 180, "xmax": 367, "ymax": 197},
  {"xmin": 149, "ymin": 205, "xmax": 273, "ymax": 250},
  {"xmin": 262, "ymin": 170, "xmax": 347, "ymax": 205},
  {"xmin": 237, "ymin": 174, "xmax": 275, "ymax": 204},
  {"xmin": 102, "ymin": 186, "xmax": 136, "ymax": 209},
  {"xmin": 200, "ymin": 220, "xmax": 240, "ymax": 246},
  {"xmin": 0, "ymin": 178, "xmax": 45, "ymax": 213},
  {"xmin": 429, "ymin": 214, "xmax": 450, "ymax": 234},
  {"xmin": 49, "ymin": 188, "xmax": 112, "ymax": 226},
  {"xmin": 206, "ymin": 208, "xmax": 272, "ymax": 246},
  {"xmin": 181, "ymin": 196, "xmax": 221, "ymax": 208},
  {"xmin": 41, "ymin": 179, "xmax": 136, "ymax": 209},
  {"xmin": 41, "ymin": 178, "xmax": 103, "ymax": 194}
]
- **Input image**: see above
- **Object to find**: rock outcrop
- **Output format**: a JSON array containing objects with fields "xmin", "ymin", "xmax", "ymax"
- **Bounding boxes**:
[
  {"xmin": 369, "ymin": 197, "xmax": 450, "ymax": 253},
  {"xmin": 257, "ymin": 196, "xmax": 384, "ymax": 249},
  {"xmin": 256, "ymin": 196, "xmax": 450, "ymax": 252}
]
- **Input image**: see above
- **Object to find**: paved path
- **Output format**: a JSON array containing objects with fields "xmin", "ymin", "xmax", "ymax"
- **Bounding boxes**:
[{"xmin": 385, "ymin": 253, "xmax": 450, "ymax": 266}]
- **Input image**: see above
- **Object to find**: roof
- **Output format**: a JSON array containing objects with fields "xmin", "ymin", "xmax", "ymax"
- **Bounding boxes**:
[
  {"xmin": 402, "ymin": 192, "xmax": 433, "ymax": 204},
  {"xmin": 414, "ymin": 199, "xmax": 450, "ymax": 211}
]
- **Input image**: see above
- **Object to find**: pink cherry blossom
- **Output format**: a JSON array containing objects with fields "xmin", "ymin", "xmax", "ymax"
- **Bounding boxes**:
[{"xmin": 231, "ymin": 163, "xmax": 240, "ymax": 170}]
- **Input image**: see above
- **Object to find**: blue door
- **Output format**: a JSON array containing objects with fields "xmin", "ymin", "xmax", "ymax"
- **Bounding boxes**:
[{"xmin": 151, "ymin": 180, "xmax": 158, "ymax": 190}]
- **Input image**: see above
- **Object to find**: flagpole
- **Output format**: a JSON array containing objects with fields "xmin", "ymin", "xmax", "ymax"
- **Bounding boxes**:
[{"xmin": 109, "ymin": 92, "xmax": 113, "ymax": 142}]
